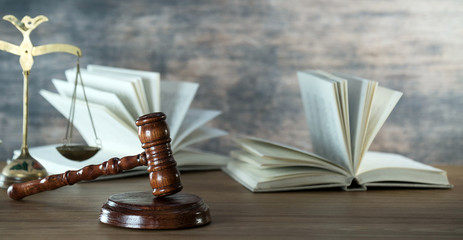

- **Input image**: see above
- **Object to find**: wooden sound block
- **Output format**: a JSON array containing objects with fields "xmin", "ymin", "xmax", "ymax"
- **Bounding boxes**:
[{"xmin": 99, "ymin": 191, "xmax": 211, "ymax": 229}]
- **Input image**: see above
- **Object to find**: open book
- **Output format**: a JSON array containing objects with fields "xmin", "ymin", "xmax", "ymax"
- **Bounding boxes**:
[
  {"xmin": 224, "ymin": 70, "xmax": 451, "ymax": 192},
  {"xmin": 28, "ymin": 65, "xmax": 228, "ymax": 176}
]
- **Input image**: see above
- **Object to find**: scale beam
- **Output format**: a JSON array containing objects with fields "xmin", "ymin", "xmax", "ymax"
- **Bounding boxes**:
[
  {"xmin": 32, "ymin": 44, "xmax": 82, "ymax": 57},
  {"xmin": 0, "ymin": 40, "xmax": 20, "ymax": 55}
]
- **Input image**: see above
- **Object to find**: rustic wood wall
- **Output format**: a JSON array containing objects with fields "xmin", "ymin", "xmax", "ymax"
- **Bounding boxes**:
[{"xmin": 0, "ymin": 0, "xmax": 462, "ymax": 164}]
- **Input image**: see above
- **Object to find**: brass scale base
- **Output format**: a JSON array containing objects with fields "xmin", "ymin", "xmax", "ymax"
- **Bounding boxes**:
[{"xmin": 0, "ymin": 174, "xmax": 41, "ymax": 188}]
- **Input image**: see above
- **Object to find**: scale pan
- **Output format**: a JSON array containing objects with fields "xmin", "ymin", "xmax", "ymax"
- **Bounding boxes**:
[{"xmin": 56, "ymin": 145, "xmax": 100, "ymax": 161}]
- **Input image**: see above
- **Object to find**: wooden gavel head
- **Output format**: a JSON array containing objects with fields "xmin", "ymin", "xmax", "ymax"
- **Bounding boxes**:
[{"xmin": 136, "ymin": 112, "xmax": 183, "ymax": 197}]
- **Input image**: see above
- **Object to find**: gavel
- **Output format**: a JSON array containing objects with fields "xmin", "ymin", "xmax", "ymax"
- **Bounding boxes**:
[
  {"xmin": 7, "ymin": 112, "xmax": 211, "ymax": 230},
  {"xmin": 8, "ymin": 112, "xmax": 182, "ymax": 200}
]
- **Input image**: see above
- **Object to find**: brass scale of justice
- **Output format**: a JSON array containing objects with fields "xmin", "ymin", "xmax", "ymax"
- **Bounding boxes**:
[{"xmin": 0, "ymin": 15, "xmax": 211, "ymax": 229}]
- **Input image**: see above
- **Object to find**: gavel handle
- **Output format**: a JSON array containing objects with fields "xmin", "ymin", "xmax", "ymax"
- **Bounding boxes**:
[{"xmin": 8, "ymin": 153, "xmax": 147, "ymax": 200}]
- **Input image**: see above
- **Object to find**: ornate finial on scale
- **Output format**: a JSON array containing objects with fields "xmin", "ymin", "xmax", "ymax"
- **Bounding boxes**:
[{"xmin": 0, "ymin": 15, "xmax": 82, "ymax": 188}]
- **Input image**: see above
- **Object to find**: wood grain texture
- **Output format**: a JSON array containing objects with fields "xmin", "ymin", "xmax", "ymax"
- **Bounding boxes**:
[
  {"xmin": 0, "ymin": 162, "xmax": 462, "ymax": 239},
  {"xmin": 0, "ymin": 0, "xmax": 462, "ymax": 164}
]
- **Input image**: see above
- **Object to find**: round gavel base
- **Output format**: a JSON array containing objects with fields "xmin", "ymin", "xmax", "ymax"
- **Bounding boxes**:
[{"xmin": 99, "ymin": 191, "xmax": 211, "ymax": 229}]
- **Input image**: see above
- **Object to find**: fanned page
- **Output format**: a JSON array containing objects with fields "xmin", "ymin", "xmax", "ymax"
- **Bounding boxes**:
[
  {"xmin": 360, "ymin": 86, "xmax": 402, "ymax": 163},
  {"xmin": 313, "ymin": 72, "xmax": 351, "ymax": 154},
  {"xmin": 232, "ymin": 136, "xmax": 349, "ymax": 175},
  {"xmin": 231, "ymin": 150, "xmax": 307, "ymax": 168},
  {"xmin": 231, "ymin": 150, "xmax": 322, "ymax": 169},
  {"xmin": 310, "ymin": 72, "xmax": 351, "ymax": 156},
  {"xmin": 356, "ymin": 152, "xmax": 451, "ymax": 187},
  {"xmin": 82, "ymin": 70, "xmax": 149, "ymax": 113},
  {"xmin": 86, "ymin": 65, "xmax": 161, "ymax": 112},
  {"xmin": 40, "ymin": 90, "xmax": 140, "ymax": 155},
  {"xmin": 224, "ymin": 160, "xmax": 351, "ymax": 192},
  {"xmin": 173, "ymin": 127, "xmax": 227, "ymax": 153},
  {"xmin": 65, "ymin": 69, "xmax": 145, "ymax": 118},
  {"xmin": 297, "ymin": 71, "xmax": 352, "ymax": 173},
  {"xmin": 174, "ymin": 149, "xmax": 230, "ymax": 170},
  {"xmin": 160, "ymin": 81, "xmax": 199, "ymax": 141},
  {"xmin": 51, "ymin": 79, "xmax": 135, "ymax": 129},
  {"xmin": 230, "ymin": 149, "xmax": 347, "ymax": 176},
  {"xmin": 172, "ymin": 109, "xmax": 222, "ymax": 150},
  {"xmin": 334, "ymin": 74, "xmax": 377, "ymax": 170}
]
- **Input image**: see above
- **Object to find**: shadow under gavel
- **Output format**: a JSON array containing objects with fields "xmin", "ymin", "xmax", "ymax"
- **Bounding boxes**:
[{"xmin": 7, "ymin": 112, "xmax": 211, "ymax": 229}]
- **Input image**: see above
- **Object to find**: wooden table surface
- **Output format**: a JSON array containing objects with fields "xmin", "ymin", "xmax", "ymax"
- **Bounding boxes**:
[{"xmin": 0, "ymin": 164, "xmax": 462, "ymax": 239}]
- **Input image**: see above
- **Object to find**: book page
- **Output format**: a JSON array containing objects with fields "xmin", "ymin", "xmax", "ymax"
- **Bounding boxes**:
[
  {"xmin": 334, "ymin": 74, "xmax": 377, "ymax": 170},
  {"xmin": 231, "ymin": 150, "xmax": 314, "ymax": 168},
  {"xmin": 231, "ymin": 150, "xmax": 347, "ymax": 175},
  {"xmin": 174, "ymin": 149, "xmax": 229, "ymax": 169},
  {"xmin": 319, "ymin": 72, "xmax": 358, "ymax": 166},
  {"xmin": 229, "ymin": 160, "xmax": 343, "ymax": 182},
  {"xmin": 360, "ymin": 86, "xmax": 402, "ymax": 161},
  {"xmin": 172, "ymin": 127, "xmax": 227, "ymax": 153},
  {"xmin": 224, "ymin": 160, "xmax": 351, "ymax": 192},
  {"xmin": 87, "ymin": 65, "xmax": 161, "ymax": 112},
  {"xmin": 52, "ymin": 79, "xmax": 135, "ymax": 128},
  {"xmin": 358, "ymin": 152, "xmax": 445, "ymax": 174},
  {"xmin": 232, "ymin": 136, "xmax": 349, "ymax": 175},
  {"xmin": 309, "ymin": 71, "xmax": 351, "ymax": 150},
  {"xmin": 171, "ymin": 109, "xmax": 222, "ymax": 150},
  {"xmin": 160, "ymin": 81, "xmax": 199, "ymax": 140},
  {"xmin": 298, "ymin": 71, "xmax": 352, "ymax": 173},
  {"xmin": 65, "ymin": 68, "xmax": 145, "ymax": 118},
  {"xmin": 356, "ymin": 152, "xmax": 450, "ymax": 186},
  {"xmin": 233, "ymin": 136, "xmax": 324, "ymax": 160},
  {"xmin": 40, "ymin": 90, "xmax": 140, "ymax": 155},
  {"xmin": 83, "ymin": 70, "xmax": 148, "ymax": 113}
]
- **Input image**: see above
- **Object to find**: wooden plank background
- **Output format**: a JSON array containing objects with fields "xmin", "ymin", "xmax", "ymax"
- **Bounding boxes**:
[{"xmin": 0, "ymin": 0, "xmax": 462, "ymax": 164}]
